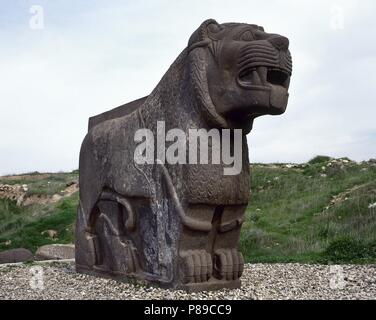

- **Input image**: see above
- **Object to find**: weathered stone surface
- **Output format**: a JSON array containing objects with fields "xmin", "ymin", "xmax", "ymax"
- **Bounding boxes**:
[
  {"xmin": 0, "ymin": 248, "xmax": 33, "ymax": 264},
  {"xmin": 76, "ymin": 19, "xmax": 292, "ymax": 291},
  {"xmin": 36, "ymin": 244, "xmax": 75, "ymax": 260}
]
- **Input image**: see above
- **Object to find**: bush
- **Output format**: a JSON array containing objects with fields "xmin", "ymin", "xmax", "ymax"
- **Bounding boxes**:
[
  {"xmin": 308, "ymin": 155, "xmax": 332, "ymax": 165},
  {"xmin": 323, "ymin": 237, "xmax": 376, "ymax": 263}
]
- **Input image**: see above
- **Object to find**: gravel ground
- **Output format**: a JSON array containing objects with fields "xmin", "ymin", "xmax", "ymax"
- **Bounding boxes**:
[{"xmin": 0, "ymin": 262, "xmax": 375, "ymax": 300}]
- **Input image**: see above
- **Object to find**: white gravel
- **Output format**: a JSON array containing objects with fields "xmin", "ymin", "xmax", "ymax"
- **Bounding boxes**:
[{"xmin": 0, "ymin": 262, "xmax": 375, "ymax": 300}]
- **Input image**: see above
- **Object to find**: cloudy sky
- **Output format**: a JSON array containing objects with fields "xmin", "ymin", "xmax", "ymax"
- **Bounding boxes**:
[{"xmin": 0, "ymin": 0, "xmax": 375, "ymax": 175}]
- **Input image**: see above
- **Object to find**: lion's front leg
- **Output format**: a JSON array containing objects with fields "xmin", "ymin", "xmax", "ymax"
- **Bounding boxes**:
[
  {"xmin": 212, "ymin": 205, "xmax": 246, "ymax": 281},
  {"xmin": 177, "ymin": 204, "xmax": 245, "ymax": 290},
  {"xmin": 178, "ymin": 204, "xmax": 216, "ymax": 285}
]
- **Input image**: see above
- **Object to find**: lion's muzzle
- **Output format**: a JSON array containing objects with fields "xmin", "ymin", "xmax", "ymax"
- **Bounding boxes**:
[{"xmin": 236, "ymin": 38, "xmax": 292, "ymax": 114}]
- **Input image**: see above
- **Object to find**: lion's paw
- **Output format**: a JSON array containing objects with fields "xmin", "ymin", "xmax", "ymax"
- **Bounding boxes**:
[
  {"xmin": 180, "ymin": 250, "xmax": 212, "ymax": 283},
  {"xmin": 214, "ymin": 248, "xmax": 244, "ymax": 281}
]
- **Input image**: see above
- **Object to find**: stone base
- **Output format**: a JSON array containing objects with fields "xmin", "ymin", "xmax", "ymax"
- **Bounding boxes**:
[
  {"xmin": 75, "ymin": 264, "xmax": 146, "ymax": 284},
  {"xmin": 178, "ymin": 279, "xmax": 241, "ymax": 292},
  {"xmin": 76, "ymin": 264, "xmax": 241, "ymax": 292}
]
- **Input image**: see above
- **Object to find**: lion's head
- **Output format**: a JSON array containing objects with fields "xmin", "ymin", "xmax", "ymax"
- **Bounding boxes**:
[{"xmin": 188, "ymin": 19, "xmax": 292, "ymax": 132}]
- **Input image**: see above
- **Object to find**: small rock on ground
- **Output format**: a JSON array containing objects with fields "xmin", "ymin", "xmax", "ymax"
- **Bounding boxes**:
[
  {"xmin": 0, "ymin": 249, "xmax": 33, "ymax": 264},
  {"xmin": 35, "ymin": 244, "xmax": 75, "ymax": 260}
]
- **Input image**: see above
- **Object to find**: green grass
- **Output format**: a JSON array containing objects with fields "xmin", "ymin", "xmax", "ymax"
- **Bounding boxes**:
[
  {"xmin": 0, "ymin": 194, "xmax": 77, "ymax": 252},
  {"xmin": 0, "ymin": 172, "xmax": 78, "ymax": 196},
  {"xmin": 0, "ymin": 171, "xmax": 78, "ymax": 252},
  {"xmin": 240, "ymin": 158, "xmax": 376, "ymax": 264},
  {"xmin": 1, "ymin": 159, "xmax": 376, "ymax": 264}
]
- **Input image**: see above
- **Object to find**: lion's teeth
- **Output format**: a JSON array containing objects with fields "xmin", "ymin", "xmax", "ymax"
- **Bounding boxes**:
[
  {"xmin": 251, "ymin": 70, "xmax": 261, "ymax": 85},
  {"xmin": 283, "ymin": 76, "xmax": 290, "ymax": 89},
  {"xmin": 257, "ymin": 67, "xmax": 268, "ymax": 85}
]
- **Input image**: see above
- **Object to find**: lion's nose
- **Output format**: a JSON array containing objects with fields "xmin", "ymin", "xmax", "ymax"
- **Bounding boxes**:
[{"xmin": 268, "ymin": 35, "xmax": 289, "ymax": 51}]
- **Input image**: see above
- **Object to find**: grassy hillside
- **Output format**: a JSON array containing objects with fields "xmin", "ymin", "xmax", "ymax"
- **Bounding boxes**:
[
  {"xmin": 0, "ymin": 172, "xmax": 78, "ymax": 252},
  {"xmin": 1, "ymin": 157, "xmax": 376, "ymax": 263},
  {"xmin": 241, "ymin": 157, "xmax": 376, "ymax": 263}
]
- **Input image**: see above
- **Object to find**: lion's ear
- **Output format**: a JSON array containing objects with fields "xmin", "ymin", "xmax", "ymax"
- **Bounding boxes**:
[{"xmin": 188, "ymin": 19, "xmax": 220, "ymax": 47}]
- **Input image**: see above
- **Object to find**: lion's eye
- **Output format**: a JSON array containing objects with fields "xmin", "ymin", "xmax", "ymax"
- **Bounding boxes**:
[{"xmin": 240, "ymin": 30, "xmax": 254, "ymax": 41}]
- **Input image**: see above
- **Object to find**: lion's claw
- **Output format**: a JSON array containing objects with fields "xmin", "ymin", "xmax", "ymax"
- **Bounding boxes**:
[
  {"xmin": 181, "ymin": 250, "xmax": 212, "ymax": 283},
  {"xmin": 214, "ymin": 249, "xmax": 244, "ymax": 280}
]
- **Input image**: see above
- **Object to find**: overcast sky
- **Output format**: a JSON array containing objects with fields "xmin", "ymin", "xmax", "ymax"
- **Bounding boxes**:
[{"xmin": 0, "ymin": 0, "xmax": 375, "ymax": 175}]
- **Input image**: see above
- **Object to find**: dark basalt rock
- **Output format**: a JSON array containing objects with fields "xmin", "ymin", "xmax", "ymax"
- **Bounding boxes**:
[
  {"xmin": 0, "ymin": 248, "xmax": 34, "ymax": 264},
  {"xmin": 75, "ymin": 19, "xmax": 292, "ymax": 291}
]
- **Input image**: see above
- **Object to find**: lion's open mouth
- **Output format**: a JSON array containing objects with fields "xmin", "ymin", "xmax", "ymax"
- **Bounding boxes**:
[
  {"xmin": 238, "ymin": 66, "xmax": 290, "ymax": 89},
  {"xmin": 236, "ymin": 66, "xmax": 291, "ymax": 113}
]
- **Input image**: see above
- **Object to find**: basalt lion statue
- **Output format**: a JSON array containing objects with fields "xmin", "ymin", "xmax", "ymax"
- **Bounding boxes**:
[{"xmin": 76, "ymin": 19, "xmax": 292, "ymax": 291}]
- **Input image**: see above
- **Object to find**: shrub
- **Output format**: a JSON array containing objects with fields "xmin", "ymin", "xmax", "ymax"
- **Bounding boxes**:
[
  {"xmin": 308, "ymin": 155, "xmax": 332, "ymax": 165},
  {"xmin": 322, "ymin": 237, "xmax": 376, "ymax": 263}
]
